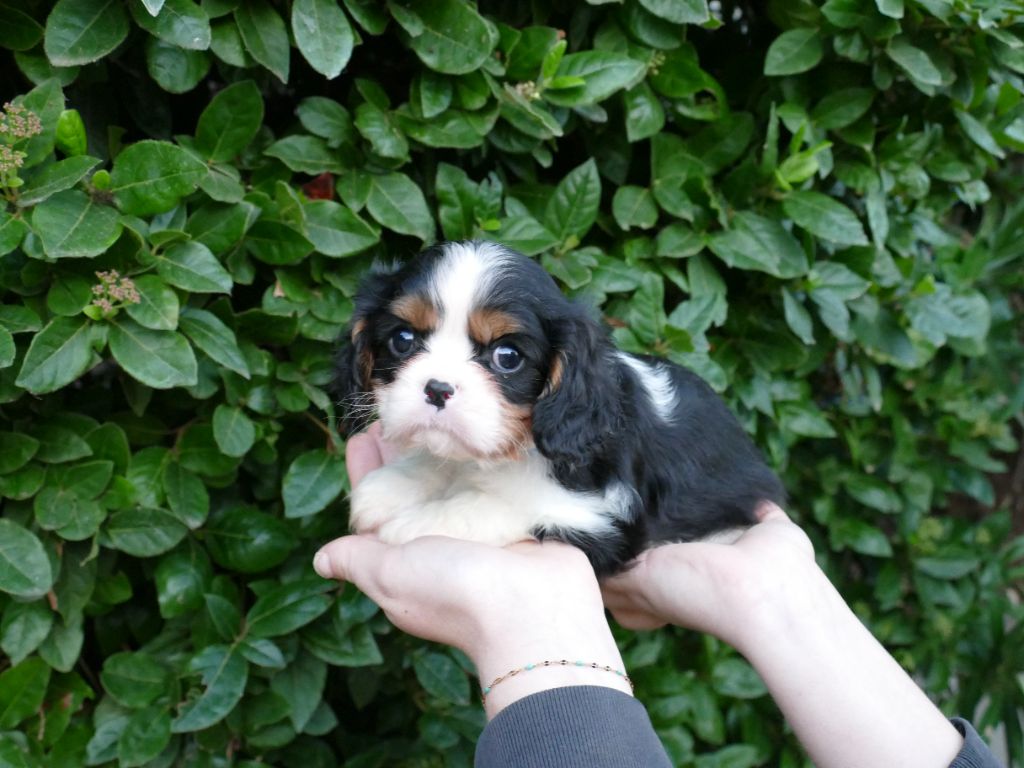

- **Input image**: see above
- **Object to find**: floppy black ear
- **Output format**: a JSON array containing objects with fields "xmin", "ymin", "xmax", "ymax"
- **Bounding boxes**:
[
  {"xmin": 532, "ymin": 312, "xmax": 624, "ymax": 488},
  {"xmin": 333, "ymin": 270, "xmax": 396, "ymax": 435}
]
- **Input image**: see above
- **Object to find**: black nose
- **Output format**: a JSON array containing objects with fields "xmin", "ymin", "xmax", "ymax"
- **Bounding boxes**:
[{"xmin": 424, "ymin": 379, "xmax": 455, "ymax": 409}]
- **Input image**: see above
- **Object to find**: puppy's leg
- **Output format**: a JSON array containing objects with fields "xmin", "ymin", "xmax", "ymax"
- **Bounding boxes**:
[
  {"xmin": 374, "ymin": 491, "xmax": 535, "ymax": 547},
  {"xmin": 348, "ymin": 456, "xmax": 450, "ymax": 535}
]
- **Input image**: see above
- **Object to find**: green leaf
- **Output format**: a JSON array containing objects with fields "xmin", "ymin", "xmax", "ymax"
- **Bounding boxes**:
[
  {"xmin": 105, "ymin": 507, "xmax": 189, "ymax": 556},
  {"xmin": 206, "ymin": 506, "xmax": 297, "ymax": 573},
  {"xmin": 544, "ymin": 51, "xmax": 646, "ymax": 107},
  {"xmin": 157, "ymin": 240, "xmax": 233, "ymax": 293},
  {"xmin": 172, "ymin": 645, "xmax": 248, "ymax": 732},
  {"xmin": 239, "ymin": 637, "xmax": 286, "ymax": 668},
  {"xmin": 365, "ymin": 173, "xmax": 435, "ymax": 242},
  {"xmin": 764, "ymin": 28, "xmax": 823, "ymax": 76},
  {"xmin": 212, "ymin": 404, "xmax": 255, "ymax": 457},
  {"xmin": 292, "ymin": 0, "xmax": 353, "ymax": 79},
  {"xmin": 0, "ymin": 658, "xmax": 51, "ymax": 729},
  {"xmin": 245, "ymin": 220, "xmax": 314, "ymax": 265},
  {"xmin": 297, "ymin": 97, "xmax": 355, "ymax": 146},
  {"xmin": 0, "ymin": 600, "xmax": 53, "ymax": 666},
  {"xmin": 811, "ymin": 88, "xmax": 874, "ymax": 131},
  {"xmin": 186, "ymin": 200, "xmax": 258, "ymax": 253},
  {"xmin": 708, "ymin": 212, "xmax": 809, "ymax": 278},
  {"xmin": 0, "ymin": 432, "xmax": 40, "ymax": 474},
  {"xmin": 118, "ymin": 707, "xmax": 171, "ymax": 768},
  {"xmin": 413, "ymin": 652, "xmax": 469, "ymax": 705},
  {"xmin": 886, "ymin": 35, "xmax": 942, "ymax": 86},
  {"xmin": 875, "ymin": 0, "xmax": 903, "ymax": 18},
  {"xmin": 392, "ymin": 0, "xmax": 495, "ymax": 75},
  {"xmin": 782, "ymin": 288, "xmax": 815, "ymax": 345},
  {"xmin": 28, "ymin": 425, "xmax": 90, "ymax": 465},
  {"xmin": 304, "ymin": 200, "xmax": 380, "ymax": 257},
  {"xmin": 109, "ymin": 318, "xmax": 198, "ymax": 389},
  {"xmin": 130, "ymin": 0, "xmax": 210, "ymax": 50},
  {"xmin": 0, "ymin": 4, "xmax": 44, "ymax": 51},
  {"xmin": 30, "ymin": 189, "xmax": 123, "ymax": 258},
  {"xmin": 0, "ymin": 327, "xmax": 12, "ymax": 369},
  {"xmin": 954, "ymin": 110, "xmax": 1006, "ymax": 159},
  {"xmin": 269, "ymin": 652, "xmax": 325, "ymax": 732},
  {"xmin": 612, "ymin": 186, "xmax": 658, "ymax": 230},
  {"xmin": 778, "ymin": 402, "xmax": 836, "ymax": 438},
  {"xmin": 234, "ymin": 0, "xmax": 290, "ymax": 82},
  {"xmin": 494, "ymin": 216, "xmax": 558, "ymax": 256},
  {"xmin": 204, "ymin": 593, "xmax": 241, "ymax": 640},
  {"xmin": 0, "ymin": 211, "xmax": 27, "ymax": 256},
  {"xmin": 265, "ymin": 135, "xmax": 347, "ymax": 174},
  {"xmin": 354, "ymin": 103, "xmax": 409, "ymax": 160},
  {"xmin": 16, "ymin": 316, "xmax": 95, "ymax": 394},
  {"xmin": 282, "ymin": 449, "xmax": 346, "ymax": 518},
  {"xmin": 638, "ymin": 0, "xmax": 709, "ymax": 23},
  {"xmin": 845, "ymin": 474, "xmax": 903, "ymax": 513},
  {"xmin": 246, "ymin": 579, "xmax": 333, "ymax": 638},
  {"xmin": 782, "ymin": 191, "xmax": 868, "ymax": 247},
  {"xmin": 179, "ymin": 308, "xmax": 250, "ymax": 378},
  {"xmin": 0, "ymin": 519, "xmax": 54, "ymax": 599},
  {"xmin": 544, "ymin": 158, "xmax": 601, "ymax": 243},
  {"xmin": 34, "ymin": 486, "xmax": 106, "ymax": 540},
  {"xmin": 303, "ymin": 621, "xmax": 383, "ymax": 667},
  {"xmin": 44, "ymin": 0, "xmax": 130, "ymax": 66},
  {"xmin": 711, "ymin": 657, "xmax": 767, "ymax": 699},
  {"xmin": 162, "ymin": 461, "xmax": 209, "ymax": 529},
  {"xmin": 101, "ymin": 651, "xmax": 170, "ymax": 708},
  {"xmin": 194, "ymin": 80, "xmax": 264, "ymax": 162},
  {"xmin": 830, "ymin": 518, "xmax": 893, "ymax": 557},
  {"xmin": 111, "ymin": 140, "xmax": 207, "ymax": 216},
  {"xmin": 125, "ymin": 275, "xmax": 179, "ymax": 331},
  {"xmin": 155, "ymin": 547, "xmax": 210, "ymax": 618},
  {"xmin": 624, "ymin": 82, "xmax": 665, "ymax": 143},
  {"xmin": 17, "ymin": 155, "xmax": 101, "ymax": 207},
  {"xmin": 145, "ymin": 37, "xmax": 211, "ymax": 94},
  {"xmin": 914, "ymin": 556, "xmax": 980, "ymax": 580}
]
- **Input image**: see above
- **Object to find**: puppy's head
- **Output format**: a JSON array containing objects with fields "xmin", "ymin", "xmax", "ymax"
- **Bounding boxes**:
[{"xmin": 335, "ymin": 241, "xmax": 621, "ymax": 465}]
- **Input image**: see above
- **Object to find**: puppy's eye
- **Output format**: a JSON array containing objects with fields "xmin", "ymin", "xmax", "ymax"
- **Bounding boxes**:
[
  {"xmin": 388, "ymin": 328, "xmax": 416, "ymax": 357},
  {"xmin": 491, "ymin": 345, "xmax": 523, "ymax": 373}
]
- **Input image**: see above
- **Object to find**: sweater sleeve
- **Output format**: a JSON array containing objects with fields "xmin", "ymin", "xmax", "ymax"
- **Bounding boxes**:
[
  {"xmin": 949, "ymin": 718, "xmax": 1005, "ymax": 768},
  {"xmin": 474, "ymin": 686, "xmax": 672, "ymax": 768}
]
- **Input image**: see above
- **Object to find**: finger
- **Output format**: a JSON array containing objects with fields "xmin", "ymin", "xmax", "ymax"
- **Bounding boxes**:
[
  {"xmin": 370, "ymin": 421, "xmax": 402, "ymax": 465},
  {"xmin": 754, "ymin": 500, "xmax": 791, "ymax": 523},
  {"xmin": 313, "ymin": 534, "xmax": 390, "ymax": 594},
  {"xmin": 346, "ymin": 431, "xmax": 384, "ymax": 489}
]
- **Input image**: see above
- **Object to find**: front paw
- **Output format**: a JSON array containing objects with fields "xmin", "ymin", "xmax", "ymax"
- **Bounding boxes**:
[{"xmin": 349, "ymin": 467, "xmax": 412, "ymax": 534}]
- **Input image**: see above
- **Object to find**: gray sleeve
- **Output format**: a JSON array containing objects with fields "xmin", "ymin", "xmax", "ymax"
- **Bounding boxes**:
[
  {"xmin": 474, "ymin": 686, "xmax": 672, "ymax": 768},
  {"xmin": 949, "ymin": 718, "xmax": 1005, "ymax": 768}
]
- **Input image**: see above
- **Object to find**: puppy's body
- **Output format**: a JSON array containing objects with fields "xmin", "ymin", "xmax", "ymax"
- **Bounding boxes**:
[{"xmin": 336, "ymin": 241, "xmax": 785, "ymax": 575}]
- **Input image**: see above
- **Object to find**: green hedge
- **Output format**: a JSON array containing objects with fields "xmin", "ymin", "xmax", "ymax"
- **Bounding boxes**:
[{"xmin": 1, "ymin": 0, "xmax": 1023, "ymax": 766}]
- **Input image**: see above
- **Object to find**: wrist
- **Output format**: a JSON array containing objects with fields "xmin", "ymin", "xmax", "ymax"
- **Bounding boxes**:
[{"xmin": 471, "ymin": 621, "xmax": 631, "ymax": 718}]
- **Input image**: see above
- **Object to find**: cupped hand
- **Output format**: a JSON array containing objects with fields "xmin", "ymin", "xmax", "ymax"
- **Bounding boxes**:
[
  {"xmin": 314, "ymin": 424, "xmax": 630, "ymax": 716},
  {"xmin": 601, "ymin": 503, "xmax": 818, "ymax": 653}
]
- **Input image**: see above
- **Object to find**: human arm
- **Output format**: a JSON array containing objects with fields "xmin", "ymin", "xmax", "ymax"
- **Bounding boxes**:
[{"xmin": 602, "ymin": 504, "xmax": 978, "ymax": 768}]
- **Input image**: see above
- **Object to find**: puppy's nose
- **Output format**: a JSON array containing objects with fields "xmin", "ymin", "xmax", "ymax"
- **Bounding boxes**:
[{"xmin": 424, "ymin": 379, "xmax": 455, "ymax": 409}]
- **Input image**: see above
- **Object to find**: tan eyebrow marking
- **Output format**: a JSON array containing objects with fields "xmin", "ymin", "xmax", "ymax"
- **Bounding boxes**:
[
  {"xmin": 469, "ymin": 308, "xmax": 521, "ymax": 346},
  {"xmin": 390, "ymin": 294, "xmax": 439, "ymax": 331}
]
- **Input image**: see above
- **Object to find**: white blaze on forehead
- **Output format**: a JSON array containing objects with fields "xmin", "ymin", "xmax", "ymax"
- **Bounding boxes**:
[{"xmin": 427, "ymin": 241, "xmax": 510, "ymax": 334}]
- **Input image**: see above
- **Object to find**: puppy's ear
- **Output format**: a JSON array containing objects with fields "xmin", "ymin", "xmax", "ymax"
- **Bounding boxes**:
[
  {"xmin": 334, "ymin": 270, "xmax": 395, "ymax": 435},
  {"xmin": 532, "ymin": 312, "xmax": 623, "ymax": 484}
]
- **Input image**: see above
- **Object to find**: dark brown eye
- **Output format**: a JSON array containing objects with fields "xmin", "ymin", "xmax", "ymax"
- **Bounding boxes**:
[
  {"xmin": 388, "ymin": 328, "xmax": 416, "ymax": 357},
  {"xmin": 491, "ymin": 345, "xmax": 523, "ymax": 373}
]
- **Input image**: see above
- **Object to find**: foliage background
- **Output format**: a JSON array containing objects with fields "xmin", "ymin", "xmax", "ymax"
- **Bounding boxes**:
[{"xmin": 1, "ymin": 0, "xmax": 1022, "ymax": 766}]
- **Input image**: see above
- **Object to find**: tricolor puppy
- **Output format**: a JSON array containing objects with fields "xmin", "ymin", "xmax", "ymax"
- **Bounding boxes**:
[{"xmin": 335, "ymin": 241, "xmax": 785, "ymax": 575}]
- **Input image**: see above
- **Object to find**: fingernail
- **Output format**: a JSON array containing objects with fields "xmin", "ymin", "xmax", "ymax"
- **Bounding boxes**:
[{"xmin": 313, "ymin": 550, "xmax": 332, "ymax": 579}]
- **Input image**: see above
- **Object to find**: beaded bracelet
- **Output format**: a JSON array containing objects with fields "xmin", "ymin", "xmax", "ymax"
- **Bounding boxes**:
[{"xmin": 480, "ymin": 660, "xmax": 633, "ymax": 704}]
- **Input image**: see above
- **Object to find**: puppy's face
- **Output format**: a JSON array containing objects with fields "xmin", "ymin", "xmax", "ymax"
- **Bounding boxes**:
[{"xmin": 340, "ymin": 242, "xmax": 563, "ymax": 461}]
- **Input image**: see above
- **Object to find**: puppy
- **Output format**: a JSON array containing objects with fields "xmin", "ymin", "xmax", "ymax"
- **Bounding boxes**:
[{"xmin": 335, "ymin": 241, "xmax": 785, "ymax": 575}]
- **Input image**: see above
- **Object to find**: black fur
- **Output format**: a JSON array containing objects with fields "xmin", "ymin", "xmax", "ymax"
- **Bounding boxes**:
[{"xmin": 336, "ymin": 242, "xmax": 786, "ymax": 576}]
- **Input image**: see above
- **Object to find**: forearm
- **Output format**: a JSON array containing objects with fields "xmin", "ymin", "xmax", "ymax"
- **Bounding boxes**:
[{"xmin": 737, "ymin": 568, "xmax": 963, "ymax": 768}]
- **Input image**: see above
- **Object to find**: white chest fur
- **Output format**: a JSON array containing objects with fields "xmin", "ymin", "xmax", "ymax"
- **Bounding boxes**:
[{"xmin": 349, "ymin": 449, "xmax": 629, "ymax": 545}]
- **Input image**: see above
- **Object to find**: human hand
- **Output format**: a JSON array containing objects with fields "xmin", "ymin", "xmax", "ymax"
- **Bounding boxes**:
[
  {"xmin": 605, "ymin": 503, "xmax": 963, "ymax": 768},
  {"xmin": 313, "ymin": 424, "xmax": 631, "ymax": 717},
  {"xmin": 601, "ymin": 502, "xmax": 819, "ymax": 654}
]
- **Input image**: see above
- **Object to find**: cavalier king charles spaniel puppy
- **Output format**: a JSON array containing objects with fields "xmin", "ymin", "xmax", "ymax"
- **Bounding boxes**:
[{"xmin": 335, "ymin": 241, "xmax": 785, "ymax": 575}]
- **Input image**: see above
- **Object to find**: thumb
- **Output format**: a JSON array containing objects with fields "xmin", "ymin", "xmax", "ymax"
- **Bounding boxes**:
[{"xmin": 313, "ymin": 534, "xmax": 390, "ymax": 590}]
